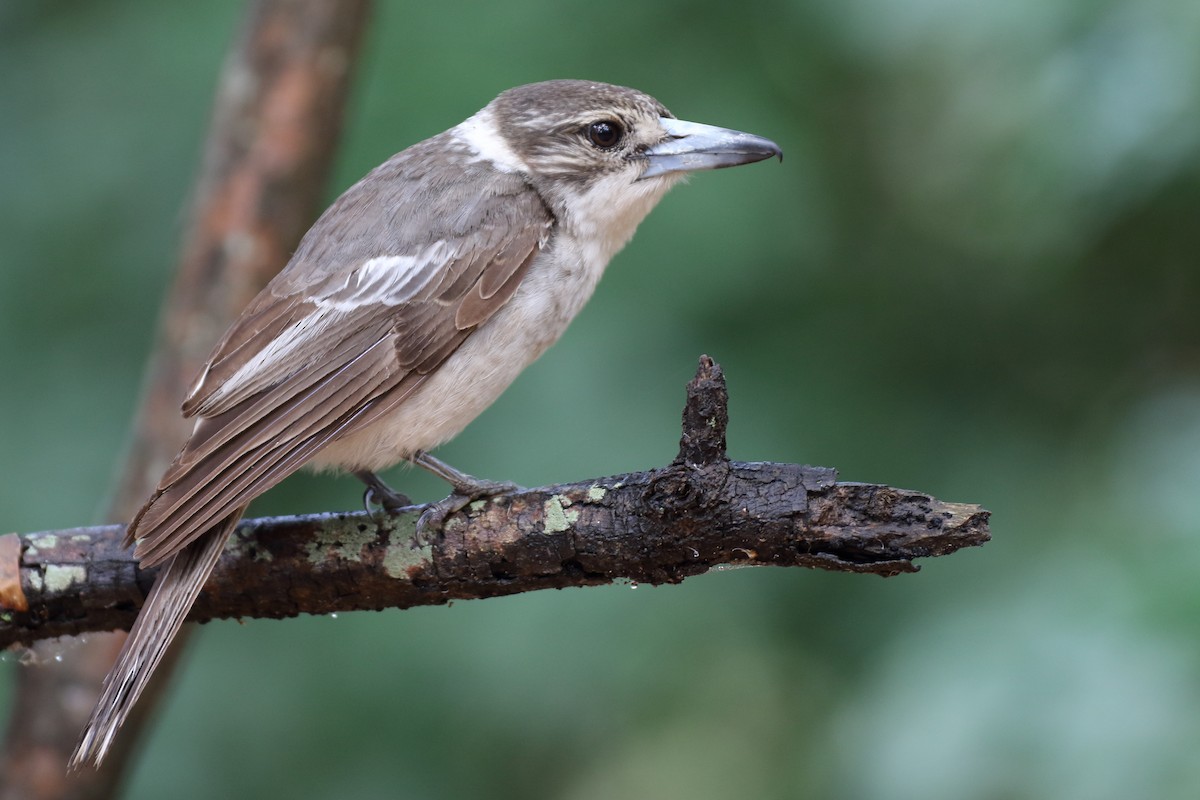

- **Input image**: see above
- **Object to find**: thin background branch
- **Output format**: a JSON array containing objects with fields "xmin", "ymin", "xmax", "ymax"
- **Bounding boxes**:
[{"xmin": 0, "ymin": 2, "xmax": 372, "ymax": 795}]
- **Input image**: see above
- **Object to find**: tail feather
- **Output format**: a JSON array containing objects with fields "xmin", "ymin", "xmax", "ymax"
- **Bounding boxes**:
[{"xmin": 69, "ymin": 509, "xmax": 246, "ymax": 770}]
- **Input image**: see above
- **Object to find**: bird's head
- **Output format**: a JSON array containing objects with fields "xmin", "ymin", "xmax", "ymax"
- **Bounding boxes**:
[{"xmin": 449, "ymin": 80, "xmax": 780, "ymax": 259}]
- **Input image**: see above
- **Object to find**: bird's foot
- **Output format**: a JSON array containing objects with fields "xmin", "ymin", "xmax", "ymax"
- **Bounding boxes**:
[
  {"xmin": 408, "ymin": 451, "xmax": 521, "ymax": 497},
  {"xmin": 414, "ymin": 483, "xmax": 519, "ymax": 545},
  {"xmin": 408, "ymin": 451, "xmax": 522, "ymax": 546},
  {"xmin": 449, "ymin": 475, "xmax": 522, "ymax": 498},
  {"xmin": 414, "ymin": 493, "xmax": 473, "ymax": 542}
]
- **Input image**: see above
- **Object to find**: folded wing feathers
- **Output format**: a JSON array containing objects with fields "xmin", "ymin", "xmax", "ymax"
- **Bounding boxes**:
[
  {"xmin": 455, "ymin": 239, "xmax": 540, "ymax": 329},
  {"xmin": 182, "ymin": 294, "xmax": 313, "ymax": 417}
]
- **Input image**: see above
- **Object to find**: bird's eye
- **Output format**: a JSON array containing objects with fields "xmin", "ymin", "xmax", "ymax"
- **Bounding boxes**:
[{"xmin": 586, "ymin": 120, "xmax": 624, "ymax": 149}]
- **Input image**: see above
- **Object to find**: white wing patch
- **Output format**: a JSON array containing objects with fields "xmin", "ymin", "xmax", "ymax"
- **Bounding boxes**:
[
  {"xmin": 318, "ymin": 241, "xmax": 450, "ymax": 311},
  {"xmin": 451, "ymin": 106, "xmax": 529, "ymax": 173}
]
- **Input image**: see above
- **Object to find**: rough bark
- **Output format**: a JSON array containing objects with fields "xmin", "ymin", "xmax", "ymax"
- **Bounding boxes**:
[{"xmin": 2, "ymin": 357, "xmax": 991, "ymax": 649}]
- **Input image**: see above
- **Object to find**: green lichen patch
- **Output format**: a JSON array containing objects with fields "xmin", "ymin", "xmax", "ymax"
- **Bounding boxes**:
[
  {"xmin": 25, "ymin": 533, "xmax": 59, "ymax": 556},
  {"xmin": 543, "ymin": 495, "xmax": 579, "ymax": 534},
  {"xmin": 304, "ymin": 518, "xmax": 379, "ymax": 563},
  {"xmin": 383, "ymin": 539, "xmax": 431, "ymax": 579},
  {"xmin": 44, "ymin": 565, "xmax": 86, "ymax": 593}
]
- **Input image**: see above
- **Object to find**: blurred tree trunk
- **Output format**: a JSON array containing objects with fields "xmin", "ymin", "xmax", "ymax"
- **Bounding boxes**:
[{"xmin": 0, "ymin": 1, "xmax": 372, "ymax": 795}]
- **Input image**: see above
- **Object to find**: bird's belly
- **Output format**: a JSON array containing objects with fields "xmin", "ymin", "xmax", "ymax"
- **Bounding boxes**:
[{"xmin": 307, "ymin": 241, "xmax": 603, "ymax": 472}]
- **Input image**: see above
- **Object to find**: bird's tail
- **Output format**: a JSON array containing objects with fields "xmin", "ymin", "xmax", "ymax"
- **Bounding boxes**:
[{"xmin": 69, "ymin": 508, "xmax": 245, "ymax": 770}]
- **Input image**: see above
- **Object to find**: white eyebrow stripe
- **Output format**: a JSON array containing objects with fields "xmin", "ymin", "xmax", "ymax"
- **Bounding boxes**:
[{"xmin": 451, "ymin": 106, "xmax": 529, "ymax": 173}]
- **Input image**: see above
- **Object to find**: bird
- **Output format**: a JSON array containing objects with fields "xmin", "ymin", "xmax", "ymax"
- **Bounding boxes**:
[{"xmin": 70, "ymin": 79, "xmax": 781, "ymax": 768}]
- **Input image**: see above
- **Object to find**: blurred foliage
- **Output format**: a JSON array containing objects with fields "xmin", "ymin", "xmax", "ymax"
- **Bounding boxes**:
[{"xmin": 2, "ymin": 0, "xmax": 1200, "ymax": 797}]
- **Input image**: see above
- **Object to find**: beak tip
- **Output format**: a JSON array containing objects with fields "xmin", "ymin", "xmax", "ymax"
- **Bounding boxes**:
[{"xmin": 750, "ymin": 141, "xmax": 783, "ymax": 167}]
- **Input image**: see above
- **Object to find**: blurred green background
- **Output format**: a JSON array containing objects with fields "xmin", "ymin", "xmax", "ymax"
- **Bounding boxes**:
[{"xmin": 3, "ymin": 0, "xmax": 1200, "ymax": 797}]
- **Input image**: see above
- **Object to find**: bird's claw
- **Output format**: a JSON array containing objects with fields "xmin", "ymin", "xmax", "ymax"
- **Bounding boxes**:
[
  {"xmin": 413, "ymin": 494, "xmax": 471, "ymax": 546},
  {"xmin": 355, "ymin": 470, "xmax": 412, "ymax": 517},
  {"xmin": 362, "ymin": 485, "xmax": 413, "ymax": 515}
]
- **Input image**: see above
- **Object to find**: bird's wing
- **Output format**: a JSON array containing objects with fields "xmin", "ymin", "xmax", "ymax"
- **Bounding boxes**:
[{"xmin": 129, "ymin": 157, "xmax": 552, "ymax": 566}]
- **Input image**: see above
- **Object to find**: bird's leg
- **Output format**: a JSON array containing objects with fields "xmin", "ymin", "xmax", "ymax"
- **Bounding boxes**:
[
  {"xmin": 409, "ymin": 451, "xmax": 521, "ymax": 496},
  {"xmin": 353, "ymin": 470, "xmax": 412, "ymax": 514},
  {"xmin": 408, "ymin": 450, "xmax": 522, "ymax": 535}
]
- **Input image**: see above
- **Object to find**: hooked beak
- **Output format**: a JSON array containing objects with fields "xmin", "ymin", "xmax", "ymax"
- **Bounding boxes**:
[{"xmin": 639, "ymin": 117, "xmax": 783, "ymax": 180}]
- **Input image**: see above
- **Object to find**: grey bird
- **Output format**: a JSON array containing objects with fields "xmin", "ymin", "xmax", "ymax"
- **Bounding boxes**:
[{"xmin": 71, "ymin": 79, "xmax": 781, "ymax": 768}]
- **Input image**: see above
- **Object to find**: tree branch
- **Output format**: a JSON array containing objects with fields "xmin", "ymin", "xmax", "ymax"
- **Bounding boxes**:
[{"xmin": 2, "ymin": 357, "xmax": 990, "ymax": 649}]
